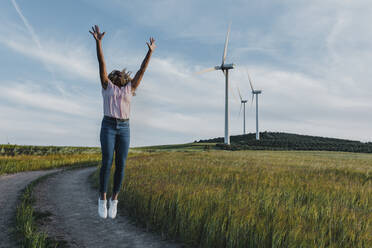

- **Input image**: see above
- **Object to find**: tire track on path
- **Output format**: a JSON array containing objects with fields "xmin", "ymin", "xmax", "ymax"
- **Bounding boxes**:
[
  {"xmin": 33, "ymin": 167, "xmax": 187, "ymax": 248},
  {"xmin": 0, "ymin": 169, "xmax": 60, "ymax": 248}
]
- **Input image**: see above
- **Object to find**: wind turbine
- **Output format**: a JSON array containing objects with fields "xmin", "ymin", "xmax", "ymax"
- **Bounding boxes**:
[
  {"xmin": 196, "ymin": 23, "xmax": 235, "ymax": 144},
  {"xmin": 237, "ymin": 88, "xmax": 248, "ymax": 135},
  {"xmin": 246, "ymin": 70, "xmax": 262, "ymax": 140}
]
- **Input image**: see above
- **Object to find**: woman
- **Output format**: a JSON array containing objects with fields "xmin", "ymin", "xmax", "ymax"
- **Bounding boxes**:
[{"xmin": 89, "ymin": 25, "xmax": 156, "ymax": 219}]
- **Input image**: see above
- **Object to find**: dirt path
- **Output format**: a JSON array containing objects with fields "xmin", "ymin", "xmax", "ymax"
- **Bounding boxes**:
[
  {"xmin": 0, "ymin": 169, "xmax": 60, "ymax": 248},
  {"xmin": 33, "ymin": 167, "xmax": 187, "ymax": 248}
]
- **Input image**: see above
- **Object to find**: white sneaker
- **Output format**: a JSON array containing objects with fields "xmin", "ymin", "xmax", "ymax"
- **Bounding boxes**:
[
  {"xmin": 98, "ymin": 198, "xmax": 107, "ymax": 219},
  {"xmin": 108, "ymin": 198, "xmax": 118, "ymax": 219}
]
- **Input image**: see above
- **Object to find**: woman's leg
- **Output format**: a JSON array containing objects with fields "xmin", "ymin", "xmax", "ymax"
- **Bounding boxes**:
[
  {"xmin": 112, "ymin": 122, "xmax": 130, "ymax": 200},
  {"xmin": 99, "ymin": 119, "xmax": 116, "ymax": 200}
]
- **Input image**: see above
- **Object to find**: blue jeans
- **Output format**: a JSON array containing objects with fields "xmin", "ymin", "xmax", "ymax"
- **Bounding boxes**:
[{"xmin": 99, "ymin": 115, "xmax": 130, "ymax": 195}]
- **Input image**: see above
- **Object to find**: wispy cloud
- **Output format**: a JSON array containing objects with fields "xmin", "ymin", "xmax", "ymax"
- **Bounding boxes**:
[
  {"xmin": 0, "ymin": 103, "xmax": 101, "ymax": 146},
  {"xmin": 10, "ymin": 0, "xmax": 57, "ymax": 76},
  {"xmin": 2, "ymin": 37, "xmax": 97, "ymax": 81},
  {"xmin": 0, "ymin": 80, "xmax": 98, "ymax": 117},
  {"xmin": 0, "ymin": 30, "xmax": 97, "ymax": 82},
  {"xmin": 4, "ymin": 1, "xmax": 97, "ymax": 82},
  {"xmin": 10, "ymin": 0, "xmax": 42, "ymax": 49}
]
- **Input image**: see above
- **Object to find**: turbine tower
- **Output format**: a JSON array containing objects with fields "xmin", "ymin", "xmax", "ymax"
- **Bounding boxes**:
[
  {"xmin": 246, "ymin": 70, "xmax": 262, "ymax": 140},
  {"xmin": 237, "ymin": 88, "xmax": 248, "ymax": 135},
  {"xmin": 196, "ymin": 24, "xmax": 235, "ymax": 144}
]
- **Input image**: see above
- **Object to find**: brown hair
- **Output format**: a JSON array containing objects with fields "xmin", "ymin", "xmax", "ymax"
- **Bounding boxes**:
[{"xmin": 108, "ymin": 68, "xmax": 132, "ymax": 87}]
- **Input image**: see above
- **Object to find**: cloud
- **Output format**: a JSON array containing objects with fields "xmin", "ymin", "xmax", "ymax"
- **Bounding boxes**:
[
  {"xmin": 0, "ymin": 4, "xmax": 97, "ymax": 82},
  {"xmin": 131, "ymin": 54, "xmax": 372, "ymax": 144},
  {"xmin": 0, "ymin": 79, "xmax": 102, "ymax": 146},
  {"xmin": 10, "ymin": 0, "xmax": 42, "ymax": 49},
  {"xmin": 1, "ymin": 0, "xmax": 372, "ymax": 147},
  {"xmin": 0, "ymin": 103, "xmax": 102, "ymax": 146},
  {"xmin": 0, "ymin": 34, "xmax": 98, "ymax": 82},
  {"xmin": 0, "ymin": 80, "xmax": 99, "ymax": 117},
  {"xmin": 10, "ymin": 0, "xmax": 57, "ymax": 77}
]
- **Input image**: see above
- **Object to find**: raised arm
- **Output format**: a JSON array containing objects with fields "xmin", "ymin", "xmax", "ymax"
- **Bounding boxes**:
[
  {"xmin": 131, "ymin": 37, "xmax": 156, "ymax": 91},
  {"xmin": 89, "ymin": 25, "xmax": 109, "ymax": 89}
]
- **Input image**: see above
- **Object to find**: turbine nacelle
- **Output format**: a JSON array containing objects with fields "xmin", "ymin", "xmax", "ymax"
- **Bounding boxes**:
[
  {"xmin": 252, "ymin": 90, "xmax": 262, "ymax": 94},
  {"xmin": 197, "ymin": 63, "xmax": 234, "ymax": 73},
  {"xmin": 220, "ymin": 63, "xmax": 235, "ymax": 70}
]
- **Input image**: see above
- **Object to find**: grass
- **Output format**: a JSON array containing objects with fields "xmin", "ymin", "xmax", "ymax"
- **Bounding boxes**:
[
  {"xmin": 15, "ymin": 173, "xmax": 57, "ymax": 248},
  {"xmin": 0, "ymin": 153, "xmax": 101, "ymax": 175},
  {"xmin": 0, "ymin": 144, "xmax": 100, "ymax": 156},
  {"xmin": 133, "ymin": 142, "xmax": 217, "ymax": 152},
  {"xmin": 0, "ymin": 144, "xmax": 102, "ymax": 175},
  {"xmin": 91, "ymin": 149, "xmax": 372, "ymax": 248},
  {"xmin": 5, "ymin": 143, "xmax": 371, "ymax": 247}
]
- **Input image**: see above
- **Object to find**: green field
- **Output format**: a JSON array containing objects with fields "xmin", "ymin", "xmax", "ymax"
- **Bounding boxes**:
[
  {"xmin": 133, "ymin": 142, "xmax": 217, "ymax": 151},
  {"xmin": 0, "ymin": 145, "xmax": 101, "ymax": 175},
  {"xmin": 3, "ymin": 144, "xmax": 371, "ymax": 247},
  {"xmin": 92, "ymin": 149, "xmax": 372, "ymax": 248}
]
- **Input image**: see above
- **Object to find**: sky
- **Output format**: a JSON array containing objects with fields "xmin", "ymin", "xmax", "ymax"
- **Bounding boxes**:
[{"xmin": 0, "ymin": 0, "xmax": 371, "ymax": 147}]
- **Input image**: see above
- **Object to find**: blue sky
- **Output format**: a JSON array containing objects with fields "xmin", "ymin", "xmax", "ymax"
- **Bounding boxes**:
[{"xmin": 1, "ymin": 0, "xmax": 371, "ymax": 147}]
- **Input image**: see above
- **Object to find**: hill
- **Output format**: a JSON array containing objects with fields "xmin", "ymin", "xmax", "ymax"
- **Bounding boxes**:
[{"xmin": 197, "ymin": 131, "xmax": 372, "ymax": 153}]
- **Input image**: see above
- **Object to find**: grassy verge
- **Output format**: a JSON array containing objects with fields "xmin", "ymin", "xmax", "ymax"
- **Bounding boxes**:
[
  {"xmin": 14, "ymin": 162, "xmax": 99, "ymax": 248},
  {"xmin": 91, "ymin": 150, "xmax": 372, "ymax": 248},
  {"xmin": 14, "ymin": 172, "xmax": 59, "ymax": 248}
]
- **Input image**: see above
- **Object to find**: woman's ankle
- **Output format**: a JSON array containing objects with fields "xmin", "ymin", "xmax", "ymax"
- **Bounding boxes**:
[
  {"xmin": 100, "ymin": 192, "xmax": 107, "ymax": 200},
  {"xmin": 111, "ymin": 193, "xmax": 118, "ymax": 201}
]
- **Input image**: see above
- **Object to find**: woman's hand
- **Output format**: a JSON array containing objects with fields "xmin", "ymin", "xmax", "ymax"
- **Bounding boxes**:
[
  {"xmin": 90, "ymin": 25, "xmax": 108, "ymax": 88},
  {"xmin": 89, "ymin": 25, "xmax": 105, "ymax": 42},
  {"xmin": 146, "ymin": 37, "xmax": 156, "ymax": 52}
]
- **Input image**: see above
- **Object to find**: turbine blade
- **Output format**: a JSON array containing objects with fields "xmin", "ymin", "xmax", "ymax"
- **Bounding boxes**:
[
  {"xmin": 237, "ymin": 87, "xmax": 242, "ymax": 101},
  {"xmin": 195, "ymin": 67, "xmax": 217, "ymax": 75},
  {"xmin": 222, "ymin": 22, "xmax": 231, "ymax": 65},
  {"xmin": 251, "ymin": 93, "xmax": 254, "ymax": 106},
  {"xmin": 238, "ymin": 102, "xmax": 243, "ymax": 118},
  {"xmin": 228, "ymin": 77, "xmax": 241, "ymax": 105},
  {"xmin": 229, "ymin": 79, "xmax": 240, "ymax": 103},
  {"xmin": 246, "ymin": 69, "xmax": 254, "ymax": 92}
]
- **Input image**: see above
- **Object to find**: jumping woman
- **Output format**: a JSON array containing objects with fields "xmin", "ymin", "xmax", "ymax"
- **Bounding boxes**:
[{"xmin": 89, "ymin": 25, "xmax": 156, "ymax": 219}]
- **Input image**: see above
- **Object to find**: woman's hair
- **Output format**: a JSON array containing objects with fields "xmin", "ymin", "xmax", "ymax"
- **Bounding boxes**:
[{"xmin": 108, "ymin": 68, "xmax": 132, "ymax": 87}]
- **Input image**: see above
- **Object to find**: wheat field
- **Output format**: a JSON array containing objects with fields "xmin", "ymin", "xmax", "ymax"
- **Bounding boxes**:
[{"xmin": 93, "ymin": 150, "xmax": 372, "ymax": 248}]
